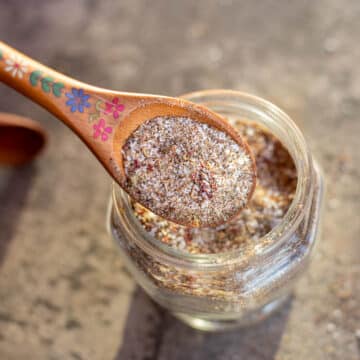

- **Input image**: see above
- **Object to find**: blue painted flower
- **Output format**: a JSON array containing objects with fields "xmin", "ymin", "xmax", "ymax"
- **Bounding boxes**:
[{"xmin": 65, "ymin": 88, "xmax": 91, "ymax": 113}]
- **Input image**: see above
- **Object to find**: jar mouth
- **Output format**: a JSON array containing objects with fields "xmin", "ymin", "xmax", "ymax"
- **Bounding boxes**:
[{"xmin": 112, "ymin": 90, "xmax": 314, "ymax": 267}]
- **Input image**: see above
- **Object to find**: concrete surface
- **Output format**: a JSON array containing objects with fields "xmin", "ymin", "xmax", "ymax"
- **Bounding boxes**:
[{"xmin": 0, "ymin": 0, "xmax": 359, "ymax": 359}]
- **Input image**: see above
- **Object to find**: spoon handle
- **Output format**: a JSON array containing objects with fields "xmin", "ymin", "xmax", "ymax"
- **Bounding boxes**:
[
  {"xmin": 0, "ymin": 41, "xmax": 125, "ymax": 177},
  {"xmin": 0, "ymin": 41, "xmax": 94, "ymax": 125}
]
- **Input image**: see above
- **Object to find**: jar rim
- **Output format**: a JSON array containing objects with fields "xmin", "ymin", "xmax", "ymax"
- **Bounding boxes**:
[{"xmin": 112, "ymin": 89, "xmax": 314, "ymax": 268}]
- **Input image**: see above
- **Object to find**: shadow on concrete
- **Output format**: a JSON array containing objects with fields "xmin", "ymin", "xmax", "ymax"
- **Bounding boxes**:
[
  {"xmin": 0, "ymin": 164, "xmax": 36, "ymax": 267},
  {"xmin": 115, "ymin": 288, "xmax": 292, "ymax": 360}
]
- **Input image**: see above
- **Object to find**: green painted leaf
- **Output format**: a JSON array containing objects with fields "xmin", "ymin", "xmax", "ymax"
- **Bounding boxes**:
[
  {"xmin": 52, "ymin": 82, "xmax": 64, "ymax": 97},
  {"xmin": 95, "ymin": 100, "xmax": 103, "ymax": 111},
  {"xmin": 41, "ymin": 77, "xmax": 54, "ymax": 93},
  {"xmin": 88, "ymin": 113, "xmax": 99, "ymax": 123},
  {"xmin": 29, "ymin": 70, "xmax": 43, "ymax": 86},
  {"xmin": 0, "ymin": 49, "xmax": 3, "ymax": 60}
]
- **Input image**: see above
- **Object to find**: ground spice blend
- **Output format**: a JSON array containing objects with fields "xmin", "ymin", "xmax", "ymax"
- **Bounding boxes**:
[
  {"xmin": 122, "ymin": 116, "xmax": 256, "ymax": 227},
  {"xmin": 131, "ymin": 119, "xmax": 297, "ymax": 254},
  {"xmin": 111, "ymin": 118, "xmax": 298, "ymax": 300}
]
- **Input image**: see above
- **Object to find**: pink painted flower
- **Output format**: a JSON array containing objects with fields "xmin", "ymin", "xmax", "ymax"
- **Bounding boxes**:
[
  {"xmin": 93, "ymin": 118, "xmax": 113, "ymax": 141},
  {"xmin": 105, "ymin": 97, "xmax": 125, "ymax": 119}
]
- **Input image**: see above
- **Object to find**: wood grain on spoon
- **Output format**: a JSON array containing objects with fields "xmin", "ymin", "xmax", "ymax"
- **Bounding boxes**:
[{"xmin": 0, "ymin": 41, "xmax": 256, "ymax": 227}]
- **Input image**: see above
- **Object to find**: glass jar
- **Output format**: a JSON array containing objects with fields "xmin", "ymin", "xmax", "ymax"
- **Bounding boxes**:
[{"xmin": 107, "ymin": 90, "xmax": 324, "ymax": 331}]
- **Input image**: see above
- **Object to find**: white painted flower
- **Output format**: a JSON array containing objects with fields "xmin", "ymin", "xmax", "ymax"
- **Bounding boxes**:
[{"xmin": 4, "ymin": 54, "xmax": 28, "ymax": 78}]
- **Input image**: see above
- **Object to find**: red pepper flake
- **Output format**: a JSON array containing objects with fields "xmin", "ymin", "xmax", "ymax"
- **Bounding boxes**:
[
  {"xmin": 184, "ymin": 229, "xmax": 192, "ymax": 244},
  {"xmin": 162, "ymin": 235, "xmax": 171, "ymax": 244},
  {"xmin": 185, "ymin": 275, "xmax": 195, "ymax": 284},
  {"xmin": 133, "ymin": 159, "xmax": 141, "ymax": 169},
  {"xmin": 210, "ymin": 177, "xmax": 217, "ymax": 192},
  {"xmin": 147, "ymin": 164, "xmax": 154, "ymax": 172}
]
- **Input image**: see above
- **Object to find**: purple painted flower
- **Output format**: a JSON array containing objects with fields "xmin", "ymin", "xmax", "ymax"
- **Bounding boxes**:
[
  {"xmin": 93, "ymin": 118, "xmax": 113, "ymax": 141},
  {"xmin": 65, "ymin": 88, "xmax": 91, "ymax": 113}
]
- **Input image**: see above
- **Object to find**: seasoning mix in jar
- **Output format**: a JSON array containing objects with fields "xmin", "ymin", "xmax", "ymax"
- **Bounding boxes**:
[{"xmin": 108, "ymin": 90, "xmax": 324, "ymax": 331}]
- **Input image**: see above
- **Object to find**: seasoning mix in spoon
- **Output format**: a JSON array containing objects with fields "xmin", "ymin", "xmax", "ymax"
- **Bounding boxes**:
[{"xmin": 122, "ymin": 116, "xmax": 256, "ymax": 227}]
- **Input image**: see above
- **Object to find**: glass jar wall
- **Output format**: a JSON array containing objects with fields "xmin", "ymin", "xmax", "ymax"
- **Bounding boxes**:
[{"xmin": 107, "ymin": 90, "xmax": 324, "ymax": 331}]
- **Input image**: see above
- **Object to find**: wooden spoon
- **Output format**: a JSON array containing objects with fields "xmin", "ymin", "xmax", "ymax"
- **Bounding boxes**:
[
  {"xmin": 0, "ymin": 41, "xmax": 256, "ymax": 226},
  {"xmin": 0, "ymin": 112, "xmax": 47, "ymax": 165}
]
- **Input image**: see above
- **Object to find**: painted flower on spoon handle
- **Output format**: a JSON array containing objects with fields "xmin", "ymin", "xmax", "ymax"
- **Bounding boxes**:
[
  {"xmin": 93, "ymin": 118, "xmax": 113, "ymax": 141},
  {"xmin": 65, "ymin": 88, "xmax": 91, "ymax": 113},
  {"xmin": 4, "ymin": 53, "xmax": 28, "ymax": 78},
  {"xmin": 105, "ymin": 97, "xmax": 125, "ymax": 119}
]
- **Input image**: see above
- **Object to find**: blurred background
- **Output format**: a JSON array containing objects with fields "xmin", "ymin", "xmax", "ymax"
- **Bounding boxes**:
[{"xmin": 0, "ymin": 1, "xmax": 359, "ymax": 359}]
